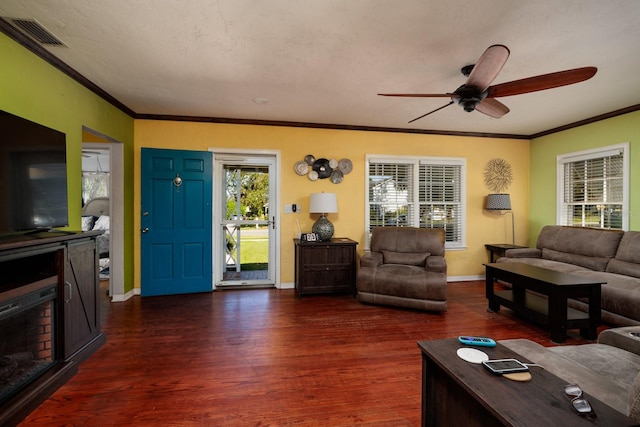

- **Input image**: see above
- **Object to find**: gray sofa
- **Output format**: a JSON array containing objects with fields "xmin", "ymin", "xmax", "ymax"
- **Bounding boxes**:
[
  {"xmin": 500, "ymin": 326, "xmax": 640, "ymax": 421},
  {"xmin": 497, "ymin": 225, "xmax": 640, "ymax": 326},
  {"xmin": 356, "ymin": 227, "xmax": 447, "ymax": 312}
]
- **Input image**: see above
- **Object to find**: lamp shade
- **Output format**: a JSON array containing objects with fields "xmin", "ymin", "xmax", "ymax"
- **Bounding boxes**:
[
  {"xmin": 309, "ymin": 193, "xmax": 338, "ymax": 214},
  {"xmin": 486, "ymin": 193, "xmax": 512, "ymax": 210}
]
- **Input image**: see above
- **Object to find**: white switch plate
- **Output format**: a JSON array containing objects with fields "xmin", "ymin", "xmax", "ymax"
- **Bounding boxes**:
[{"xmin": 284, "ymin": 204, "xmax": 301, "ymax": 213}]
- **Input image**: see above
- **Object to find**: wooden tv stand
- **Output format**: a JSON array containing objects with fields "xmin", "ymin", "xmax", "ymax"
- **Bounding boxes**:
[{"xmin": 0, "ymin": 230, "xmax": 106, "ymax": 426}]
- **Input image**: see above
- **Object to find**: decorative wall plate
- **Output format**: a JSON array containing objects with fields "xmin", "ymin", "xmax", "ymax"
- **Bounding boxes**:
[
  {"xmin": 294, "ymin": 161, "xmax": 309, "ymax": 176},
  {"xmin": 338, "ymin": 158, "xmax": 353, "ymax": 174},
  {"xmin": 312, "ymin": 158, "xmax": 332, "ymax": 178},
  {"xmin": 330, "ymin": 169, "xmax": 344, "ymax": 184}
]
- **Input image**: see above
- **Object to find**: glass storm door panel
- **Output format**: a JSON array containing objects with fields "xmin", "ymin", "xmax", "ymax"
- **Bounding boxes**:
[{"xmin": 214, "ymin": 155, "xmax": 276, "ymax": 287}]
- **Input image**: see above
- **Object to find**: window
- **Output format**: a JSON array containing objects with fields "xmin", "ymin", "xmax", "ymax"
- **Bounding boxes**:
[
  {"xmin": 82, "ymin": 171, "xmax": 109, "ymax": 203},
  {"xmin": 366, "ymin": 155, "xmax": 466, "ymax": 249},
  {"xmin": 557, "ymin": 143, "xmax": 629, "ymax": 230}
]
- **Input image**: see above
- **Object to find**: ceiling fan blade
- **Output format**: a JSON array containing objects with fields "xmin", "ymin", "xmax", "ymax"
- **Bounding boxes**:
[
  {"xmin": 378, "ymin": 93, "xmax": 453, "ymax": 98},
  {"xmin": 475, "ymin": 98, "xmax": 510, "ymax": 118},
  {"xmin": 408, "ymin": 101, "xmax": 455, "ymax": 123},
  {"xmin": 487, "ymin": 66, "xmax": 597, "ymax": 98},
  {"xmin": 466, "ymin": 44, "xmax": 510, "ymax": 92}
]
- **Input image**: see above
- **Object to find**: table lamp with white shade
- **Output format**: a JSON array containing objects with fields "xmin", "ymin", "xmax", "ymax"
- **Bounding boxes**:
[{"xmin": 309, "ymin": 192, "xmax": 338, "ymax": 241}]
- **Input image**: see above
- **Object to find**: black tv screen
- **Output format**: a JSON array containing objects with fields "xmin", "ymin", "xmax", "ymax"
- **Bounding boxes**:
[{"xmin": 0, "ymin": 110, "xmax": 68, "ymax": 234}]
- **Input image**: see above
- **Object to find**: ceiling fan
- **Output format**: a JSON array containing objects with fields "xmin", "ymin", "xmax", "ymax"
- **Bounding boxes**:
[{"xmin": 379, "ymin": 44, "xmax": 597, "ymax": 123}]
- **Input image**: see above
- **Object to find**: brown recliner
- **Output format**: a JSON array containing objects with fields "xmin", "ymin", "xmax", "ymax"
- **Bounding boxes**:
[{"xmin": 356, "ymin": 227, "xmax": 447, "ymax": 312}]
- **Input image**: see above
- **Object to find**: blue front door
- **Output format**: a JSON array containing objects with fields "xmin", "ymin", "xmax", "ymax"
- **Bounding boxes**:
[{"xmin": 141, "ymin": 148, "xmax": 212, "ymax": 296}]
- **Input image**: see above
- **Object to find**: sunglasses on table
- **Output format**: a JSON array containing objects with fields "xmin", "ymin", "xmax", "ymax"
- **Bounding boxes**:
[{"xmin": 565, "ymin": 384, "xmax": 597, "ymax": 418}]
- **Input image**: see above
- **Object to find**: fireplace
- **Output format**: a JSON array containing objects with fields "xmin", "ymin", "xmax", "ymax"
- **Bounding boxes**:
[
  {"xmin": 0, "ymin": 281, "xmax": 57, "ymax": 405},
  {"xmin": 0, "ymin": 233, "xmax": 104, "ymax": 426}
]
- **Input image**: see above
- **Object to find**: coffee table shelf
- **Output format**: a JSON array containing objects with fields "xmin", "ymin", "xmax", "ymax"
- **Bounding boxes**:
[
  {"xmin": 494, "ymin": 289, "xmax": 590, "ymax": 325},
  {"xmin": 485, "ymin": 263, "xmax": 604, "ymax": 342}
]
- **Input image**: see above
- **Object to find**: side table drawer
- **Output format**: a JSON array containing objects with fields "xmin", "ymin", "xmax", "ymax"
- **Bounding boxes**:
[{"xmin": 299, "ymin": 245, "xmax": 354, "ymax": 265}]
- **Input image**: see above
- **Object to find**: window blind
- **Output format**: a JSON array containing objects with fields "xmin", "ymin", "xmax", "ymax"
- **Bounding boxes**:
[
  {"xmin": 368, "ymin": 162, "xmax": 413, "ymax": 228},
  {"xmin": 367, "ymin": 157, "xmax": 465, "ymax": 247},
  {"xmin": 561, "ymin": 152, "xmax": 623, "ymax": 228}
]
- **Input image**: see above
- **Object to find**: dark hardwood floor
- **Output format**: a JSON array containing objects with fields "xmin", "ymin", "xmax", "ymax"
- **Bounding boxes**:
[{"xmin": 19, "ymin": 281, "xmax": 606, "ymax": 426}]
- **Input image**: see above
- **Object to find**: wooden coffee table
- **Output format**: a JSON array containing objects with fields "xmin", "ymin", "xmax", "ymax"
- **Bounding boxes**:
[
  {"xmin": 418, "ymin": 338, "xmax": 638, "ymax": 426},
  {"xmin": 485, "ymin": 263, "xmax": 604, "ymax": 342}
]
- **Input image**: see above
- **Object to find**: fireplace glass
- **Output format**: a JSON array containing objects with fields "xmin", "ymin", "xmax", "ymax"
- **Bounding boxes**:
[{"xmin": 0, "ymin": 284, "xmax": 57, "ymax": 405}]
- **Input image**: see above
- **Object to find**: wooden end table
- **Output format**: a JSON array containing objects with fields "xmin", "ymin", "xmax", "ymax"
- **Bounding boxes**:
[
  {"xmin": 418, "ymin": 338, "xmax": 637, "ymax": 426},
  {"xmin": 293, "ymin": 238, "xmax": 357, "ymax": 296},
  {"xmin": 485, "ymin": 262, "xmax": 604, "ymax": 342},
  {"xmin": 485, "ymin": 243, "xmax": 527, "ymax": 263}
]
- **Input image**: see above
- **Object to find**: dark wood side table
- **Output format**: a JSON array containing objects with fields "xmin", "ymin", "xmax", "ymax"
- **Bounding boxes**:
[
  {"xmin": 485, "ymin": 243, "xmax": 527, "ymax": 262},
  {"xmin": 418, "ymin": 338, "xmax": 637, "ymax": 426},
  {"xmin": 294, "ymin": 238, "xmax": 358, "ymax": 296}
]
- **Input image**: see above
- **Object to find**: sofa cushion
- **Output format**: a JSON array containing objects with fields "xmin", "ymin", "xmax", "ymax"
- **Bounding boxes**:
[
  {"xmin": 496, "ymin": 256, "xmax": 593, "ymax": 274},
  {"xmin": 360, "ymin": 252, "xmax": 383, "ymax": 268},
  {"xmin": 357, "ymin": 264, "xmax": 446, "ymax": 301},
  {"xmin": 570, "ymin": 270, "xmax": 640, "ymax": 322},
  {"xmin": 548, "ymin": 343, "xmax": 640, "ymax": 393},
  {"xmin": 630, "ymin": 373, "xmax": 640, "ymax": 422},
  {"xmin": 607, "ymin": 259, "xmax": 640, "ymax": 279},
  {"xmin": 535, "ymin": 226, "xmax": 623, "ymax": 270},
  {"xmin": 598, "ymin": 326, "xmax": 640, "ymax": 357},
  {"xmin": 370, "ymin": 227, "xmax": 445, "ymax": 257},
  {"xmin": 499, "ymin": 338, "xmax": 635, "ymax": 416},
  {"xmin": 382, "ymin": 250, "xmax": 429, "ymax": 266},
  {"xmin": 614, "ymin": 231, "xmax": 640, "ymax": 264},
  {"xmin": 542, "ymin": 248, "xmax": 611, "ymax": 271}
]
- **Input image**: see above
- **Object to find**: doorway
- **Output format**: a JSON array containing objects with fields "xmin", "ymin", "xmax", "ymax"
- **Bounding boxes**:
[
  {"xmin": 213, "ymin": 150, "xmax": 279, "ymax": 288},
  {"xmin": 82, "ymin": 129, "xmax": 125, "ymax": 301}
]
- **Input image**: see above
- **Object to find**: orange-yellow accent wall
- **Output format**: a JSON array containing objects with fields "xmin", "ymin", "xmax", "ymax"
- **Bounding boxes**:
[{"xmin": 134, "ymin": 119, "xmax": 529, "ymax": 289}]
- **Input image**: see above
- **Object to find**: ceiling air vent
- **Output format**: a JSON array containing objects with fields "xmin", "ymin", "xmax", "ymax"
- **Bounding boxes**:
[{"xmin": 5, "ymin": 17, "xmax": 67, "ymax": 47}]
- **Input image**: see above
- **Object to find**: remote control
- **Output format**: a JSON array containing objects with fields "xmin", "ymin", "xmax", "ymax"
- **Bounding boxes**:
[{"xmin": 458, "ymin": 336, "xmax": 496, "ymax": 347}]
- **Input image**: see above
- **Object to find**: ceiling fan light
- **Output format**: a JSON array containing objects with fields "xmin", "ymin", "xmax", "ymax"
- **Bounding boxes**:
[{"xmin": 461, "ymin": 99, "xmax": 479, "ymax": 112}]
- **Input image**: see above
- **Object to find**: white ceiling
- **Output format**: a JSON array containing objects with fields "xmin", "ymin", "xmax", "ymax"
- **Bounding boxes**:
[
  {"xmin": 82, "ymin": 148, "xmax": 110, "ymax": 173},
  {"xmin": 2, "ymin": 0, "xmax": 640, "ymax": 137}
]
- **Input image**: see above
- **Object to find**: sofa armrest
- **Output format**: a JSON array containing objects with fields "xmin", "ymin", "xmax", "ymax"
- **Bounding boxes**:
[
  {"xmin": 426, "ymin": 255, "xmax": 446, "ymax": 273},
  {"xmin": 506, "ymin": 248, "xmax": 542, "ymax": 258},
  {"xmin": 598, "ymin": 327, "xmax": 640, "ymax": 357},
  {"xmin": 360, "ymin": 252, "xmax": 383, "ymax": 268}
]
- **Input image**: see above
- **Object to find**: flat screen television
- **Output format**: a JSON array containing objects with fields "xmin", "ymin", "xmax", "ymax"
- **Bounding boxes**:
[{"xmin": 0, "ymin": 110, "xmax": 68, "ymax": 235}]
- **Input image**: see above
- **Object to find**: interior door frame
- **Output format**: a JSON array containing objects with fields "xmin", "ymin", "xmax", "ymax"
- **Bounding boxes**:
[
  {"xmin": 82, "ymin": 134, "xmax": 125, "ymax": 301},
  {"xmin": 210, "ymin": 148, "xmax": 281, "ymax": 289}
]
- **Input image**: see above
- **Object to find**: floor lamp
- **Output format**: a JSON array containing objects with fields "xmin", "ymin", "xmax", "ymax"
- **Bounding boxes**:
[{"xmin": 486, "ymin": 193, "xmax": 514, "ymax": 245}]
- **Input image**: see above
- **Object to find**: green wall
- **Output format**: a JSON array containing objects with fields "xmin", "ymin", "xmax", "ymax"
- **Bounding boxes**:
[
  {"xmin": 0, "ymin": 33, "xmax": 135, "ymax": 293},
  {"xmin": 530, "ymin": 110, "xmax": 640, "ymax": 242}
]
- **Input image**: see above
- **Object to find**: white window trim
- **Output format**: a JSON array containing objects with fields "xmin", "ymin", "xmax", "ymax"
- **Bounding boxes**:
[
  {"xmin": 556, "ymin": 142, "xmax": 629, "ymax": 230},
  {"xmin": 365, "ymin": 154, "xmax": 467, "ymax": 250}
]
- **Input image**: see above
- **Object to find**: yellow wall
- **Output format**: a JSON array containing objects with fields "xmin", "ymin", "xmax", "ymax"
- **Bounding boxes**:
[{"xmin": 134, "ymin": 119, "xmax": 529, "ymax": 288}]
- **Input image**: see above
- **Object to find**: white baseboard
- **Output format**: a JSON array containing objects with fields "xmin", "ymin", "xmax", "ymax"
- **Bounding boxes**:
[
  {"xmin": 111, "ymin": 288, "xmax": 136, "ymax": 302},
  {"xmin": 277, "ymin": 282, "xmax": 295, "ymax": 290},
  {"xmin": 447, "ymin": 274, "xmax": 485, "ymax": 282}
]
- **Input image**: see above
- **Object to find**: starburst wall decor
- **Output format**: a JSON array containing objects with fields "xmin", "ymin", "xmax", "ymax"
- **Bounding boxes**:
[{"xmin": 483, "ymin": 158, "xmax": 513, "ymax": 193}]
